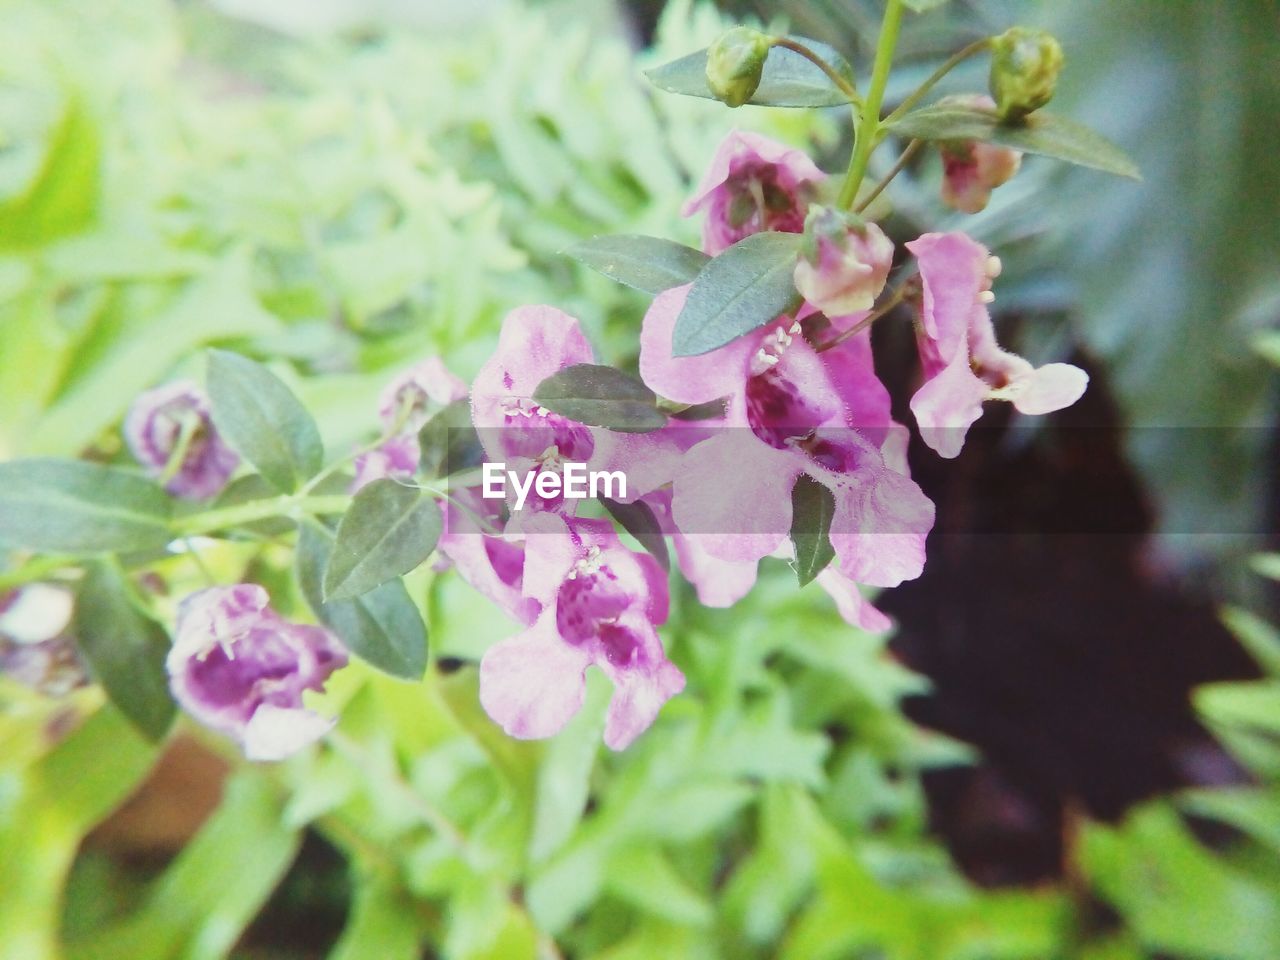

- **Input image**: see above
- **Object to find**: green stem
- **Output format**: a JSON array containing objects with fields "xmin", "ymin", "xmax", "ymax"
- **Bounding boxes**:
[
  {"xmin": 882, "ymin": 36, "xmax": 993, "ymax": 127},
  {"xmin": 769, "ymin": 36, "xmax": 861, "ymax": 104},
  {"xmin": 837, "ymin": 0, "xmax": 905, "ymax": 209},
  {"xmin": 854, "ymin": 138, "xmax": 922, "ymax": 213},
  {"xmin": 0, "ymin": 554, "xmax": 78, "ymax": 592},
  {"xmin": 814, "ymin": 278, "xmax": 912, "ymax": 353},
  {"xmin": 173, "ymin": 494, "xmax": 350, "ymax": 538}
]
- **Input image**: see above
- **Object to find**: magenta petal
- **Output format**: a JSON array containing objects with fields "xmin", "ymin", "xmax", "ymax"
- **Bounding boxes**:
[
  {"xmin": 639, "ymin": 285, "xmax": 757, "ymax": 405},
  {"xmin": 825, "ymin": 466, "xmax": 935, "ymax": 589},
  {"xmin": 905, "ymin": 232, "xmax": 989, "ymax": 354},
  {"xmin": 602, "ymin": 655, "xmax": 686, "ymax": 751},
  {"xmin": 671, "ymin": 434, "xmax": 802, "ymax": 563},
  {"xmin": 909, "ymin": 352, "xmax": 989, "ymax": 459},
  {"xmin": 1009, "ymin": 363, "xmax": 1089, "ymax": 416},
  {"xmin": 479, "ymin": 620, "xmax": 592, "ymax": 741},
  {"xmin": 814, "ymin": 568, "xmax": 892, "ymax": 633}
]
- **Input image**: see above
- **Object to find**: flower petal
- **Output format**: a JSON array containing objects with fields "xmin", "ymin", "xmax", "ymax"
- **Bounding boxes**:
[{"xmin": 479, "ymin": 618, "xmax": 592, "ymax": 741}]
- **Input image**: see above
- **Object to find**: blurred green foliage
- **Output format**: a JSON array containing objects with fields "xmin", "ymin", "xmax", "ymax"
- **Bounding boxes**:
[{"xmin": 1, "ymin": 1, "xmax": 1279, "ymax": 958}]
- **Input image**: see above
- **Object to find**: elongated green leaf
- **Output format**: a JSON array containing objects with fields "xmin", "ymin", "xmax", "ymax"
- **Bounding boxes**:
[
  {"xmin": 673, "ymin": 231, "xmax": 803, "ymax": 357},
  {"xmin": 0, "ymin": 459, "xmax": 172, "ymax": 553},
  {"xmin": 0, "ymin": 92, "xmax": 100, "ymax": 250},
  {"xmin": 567, "ymin": 235, "xmax": 708, "ymax": 294},
  {"xmin": 324, "ymin": 479, "xmax": 442, "ymax": 602},
  {"xmin": 533, "ymin": 364, "xmax": 666, "ymax": 433},
  {"xmin": 789, "ymin": 475, "xmax": 835, "ymax": 587},
  {"xmin": 902, "ymin": 0, "xmax": 950, "ymax": 10},
  {"xmin": 418, "ymin": 399, "xmax": 485, "ymax": 478},
  {"xmin": 206, "ymin": 349, "xmax": 323, "ymax": 493},
  {"xmin": 645, "ymin": 37, "xmax": 853, "ymax": 108},
  {"xmin": 297, "ymin": 521, "xmax": 428, "ymax": 679},
  {"xmin": 889, "ymin": 104, "xmax": 1141, "ymax": 179},
  {"xmin": 601, "ymin": 497, "xmax": 670, "ymax": 571},
  {"xmin": 73, "ymin": 562, "xmax": 175, "ymax": 742}
]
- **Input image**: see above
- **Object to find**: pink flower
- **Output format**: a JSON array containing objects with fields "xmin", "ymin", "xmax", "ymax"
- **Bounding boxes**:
[
  {"xmin": 167, "ymin": 585, "xmax": 347, "ymax": 761},
  {"xmin": 639, "ymin": 285, "xmax": 933, "ymax": 585},
  {"xmin": 436, "ymin": 487, "xmax": 542, "ymax": 626},
  {"xmin": 683, "ymin": 130, "xmax": 826, "ymax": 255},
  {"xmin": 352, "ymin": 357, "xmax": 468, "ymax": 491},
  {"xmin": 907, "ymin": 232, "xmax": 1089, "ymax": 458},
  {"xmin": 794, "ymin": 216, "xmax": 895, "ymax": 316},
  {"xmin": 937, "ymin": 96, "xmax": 1022, "ymax": 214},
  {"xmin": 470, "ymin": 306, "xmax": 597, "ymax": 513},
  {"xmin": 479, "ymin": 513, "xmax": 684, "ymax": 750},
  {"xmin": 125, "ymin": 381, "xmax": 239, "ymax": 499}
]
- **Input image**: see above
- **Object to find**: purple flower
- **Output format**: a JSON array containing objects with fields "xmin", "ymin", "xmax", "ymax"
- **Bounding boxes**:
[
  {"xmin": 125, "ymin": 381, "xmax": 240, "ymax": 499},
  {"xmin": 436, "ymin": 486, "xmax": 542, "ymax": 626},
  {"xmin": 0, "ymin": 585, "xmax": 87, "ymax": 696},
  {"xmin": 794, "ymin": 215, "xmax": 896, "ymax": 317},
  {"xmin": 352, "ymin": 357, "xmax": 469, "ymax": 492},
  {"xmin": 936, "ymin": 95, "xmax": 1022, "ymax": 214},
  {"xmin": 907, "ymin": 232, "xmax": 1089, "ymax": 458},
  {"xmin": 479, "ymin": 513, "xmax": 684, "ymax": 750},
  {"xmin": 639, "ymin": 284, "xmax": 933, "ymax": 584},
  {"xmin": 470, "ymin": 306, "xmax": 599, "ymax": 513},
  {"xmin": 167, "ymin": 585, "xmax": 347, "ymax": 761},
  {"xmin": 683, "ymin": 131, "xmax": 826, "ymax": 255}
]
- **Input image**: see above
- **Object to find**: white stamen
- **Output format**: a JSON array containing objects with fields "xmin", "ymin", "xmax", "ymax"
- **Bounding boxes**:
[{"xmin": 979, "ymin": 290, "xmax": 996, "ymax": 304}]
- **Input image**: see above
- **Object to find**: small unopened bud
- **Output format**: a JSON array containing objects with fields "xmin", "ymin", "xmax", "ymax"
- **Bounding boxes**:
[
  {"xmin": 706, "ymin": 27, "xmax": 773, "ymax": 108},
  {"xmin": 989, "ymin": 27, "xmax": 1064, "ymax": 122},
  {"xmin": 937, "ymin": 94, "xmax": 1022, "ymax": 213},
  {"xmin": 793, "ymin": 207, "xmax": 895, "ymax": 317}
]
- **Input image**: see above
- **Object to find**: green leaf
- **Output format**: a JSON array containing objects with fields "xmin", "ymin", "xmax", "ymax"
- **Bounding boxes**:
[
  {"xmin": 327, "ymin": 881, "xmax": 423, "ymax": 960},
  {"xmin": 601, "ymin": 497, "xmax": 670, "ymax": 572},
  {"xmin": 567, "ymin": 235, "xmax": 708, "ymax": 294},
  {"xmin": 0, "ymin": 459, "xmax": 172, "ymax": 553},
  {"xmin": 889, "ymin": 104, "xmax": 1141, "ymax": 179},
  {"xmin": 645, "ymin": 37, "xmax": 854, "ymax": 108},
  {"xmin": 673, "ymin": 231, "xmax": 803, "ymax": 357},
  {"xmin": 297, "ymin": 521, "xmax": 428, "ymax": 680},
  {"xmin": 418, "ymin": 399, "xmax": 485, "ymax": 478},
  {"xmin": 533, "ymin": 364, "xmax": 667, "ymax": 433},
  {"xmin": 901, "ymin": 0, "xmax": 950, "ymax": 10},
  {"xmin": 323, "ymin": 478, "xmax": 442, "ymax": 602},
  {"xmin": 73, "ymin": 562, "xmax": 175, "ymax": 742},
  {"xmin": 789, "ymin": 475, "xmax": 836, "ymax": 586},
  {"xmin": 0, "ymin": 92, "xmax": 100, "ymax": 250},
  {"xmin": 206, "ymin": 349, "xmax": 323, "ymax": 493}
]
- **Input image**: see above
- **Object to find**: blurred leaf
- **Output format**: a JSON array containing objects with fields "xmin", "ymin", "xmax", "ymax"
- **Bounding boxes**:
[
  {"xmin": 0, "ymin": 92, "xmax": 99, "ymax": 250},
  {"xmin": 297, "ymin": 520, "xmax": 428, "ymax": 679},
  {"xmin": 207, "ymin": 349, "xmax": 323, "ymax": 493},
  {"xmin": 673, "ymin": 231, "xmax": 802, "ymax": 356},
  {"xmin": 789, "ymin": 474, "xmax": 836, "ymax": 587},
  {"xmin": 71, "ymin": 772, "xmax": 301, "ymax": 960},
  {"xmin": 324, "ymin": 478, "xmax": 442, "ymax": 602},
  {"xmin": 604, "ymin": 845, "xmax": 713, "ymax": 926},
  {"xmin": 1251, "ymin": 554, "xmax": 1280, "ymax": 581},
  {"xmin": 902, "ymin": 0, "xmax": 951, "ymax": 10},
  {"xmin": 601, "ymin": 496, "xmax": 670, "ymax": 571},
  {"xmin": 567, "ymin": 234, "xmax": 708, "ymax": 294},
  {"xmin": 419, "ymin": 399, "xmax": 485, "ymax": 478},
  {"xmin": 533, "ymin": 364, "xmax": 666, "ymax": 433},
  {"xmin": 645, "ymin": 37, "xmax": 854, "ymax": 108},
  {"xmin": 73, "ymin": 562, "xmax": 175, "ymax": 741},
  {"xmin": 327, "ymin": 880, "xmax": 422, "ymax": 960},
  {"xmin": 1255, "ymin": 331, "xmax": 1280, "ymax": 366},
  {"xmin": 889, "ymin": 104, "xmax": 1141, "ymax": 179},
  {"xmin": 0, "ymin": 458, "xmax": 172, "ymax": 553}
]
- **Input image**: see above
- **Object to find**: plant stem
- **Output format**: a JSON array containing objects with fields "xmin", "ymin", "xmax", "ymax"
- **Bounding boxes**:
[
  {"xmin": 882, "ymin": 36, "xmax": 993, "ymax": 127},
  {"xmin": 173, "ymin": 494, "xmax": 350, "ymax": 537},
  {"xmin": 837, "ymin": 0, "xmax": 905, "ymax": 209},
  {"xmin": 0, "ymin": 554, "xmax": 78, "ymax": 592},
  {"xmin": 814, "ymin": 279, "xmax": 912, "ymax": 353},
  {"xmin": 855, "ymin": 138, "xmax": 922, "ymax": 213},
  {"xmin": 769, "ymin": 36, "xmax": 861, "ymax": 104}
]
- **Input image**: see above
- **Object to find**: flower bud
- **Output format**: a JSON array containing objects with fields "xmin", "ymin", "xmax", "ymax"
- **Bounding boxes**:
[
  {"xmin": 793, "ymin": 208, "xmax": 895, "ymax": 317},
  {"xmin": 936, "ymin": 95, "xmax": 1022, "ymax": 213},
  {"xmin": 125, "ymin": 381, "xmax": 239, "ymax": 500},
  {"xmin": 988, "ymin": 27, "xmax": 1064, "ymax": 122},
  {"xmin": 0, "ymin": 585, "xmax": 87, "ymax": 697},
  {"xmin": 705, "ymin": 27, "xmax": 773, "ymax": 108}
]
